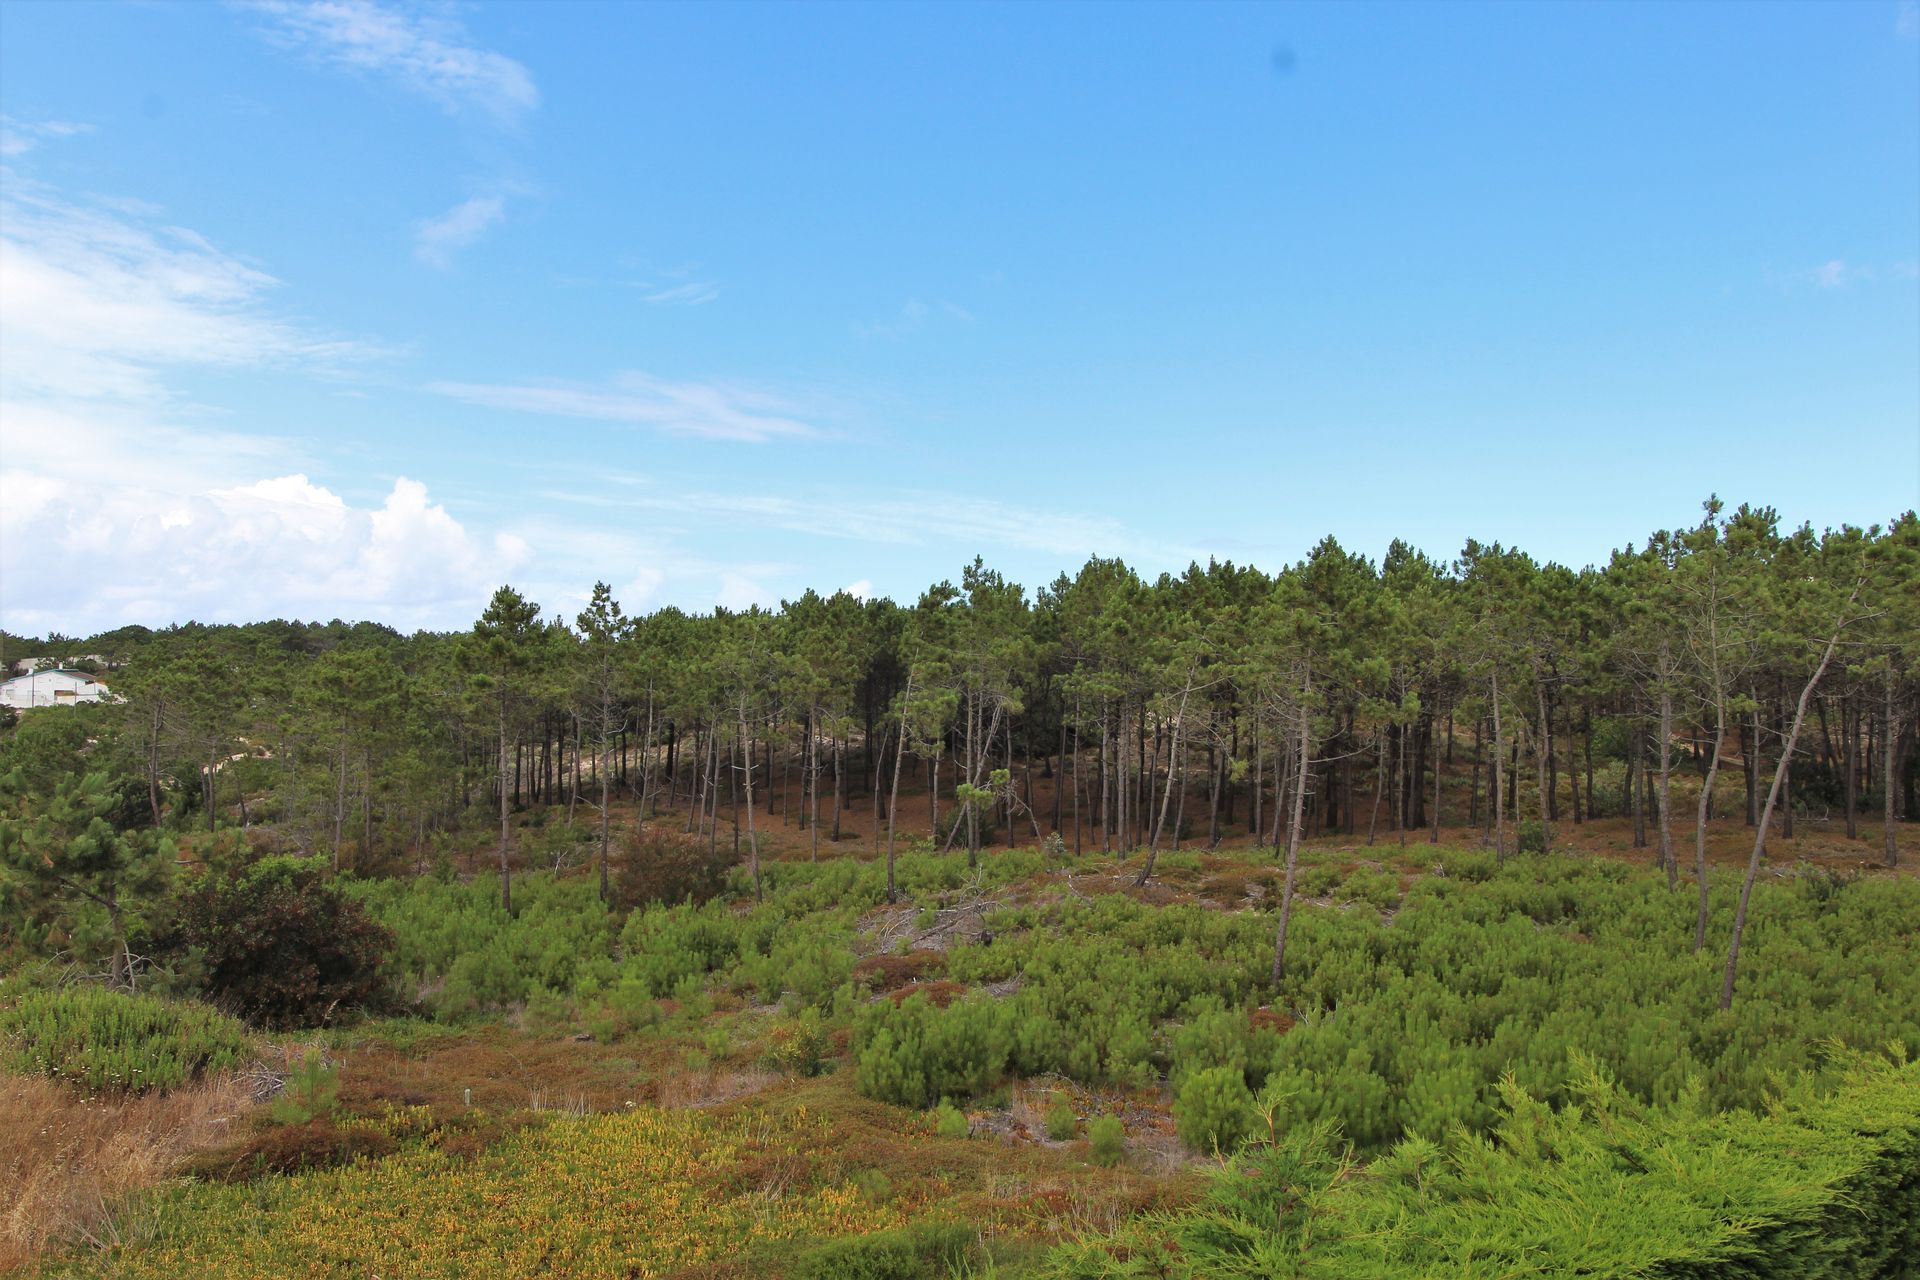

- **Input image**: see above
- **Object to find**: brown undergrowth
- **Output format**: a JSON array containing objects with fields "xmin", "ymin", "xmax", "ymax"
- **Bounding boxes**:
[{"xmin": 0, "ymin": 1073, "xmax": 253, "ymax": 1269}]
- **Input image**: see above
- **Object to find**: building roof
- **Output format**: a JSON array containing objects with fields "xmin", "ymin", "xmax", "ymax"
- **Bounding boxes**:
[{"xmin": 1, "ymin": 667, "xmax": 103, "ymax": 686}]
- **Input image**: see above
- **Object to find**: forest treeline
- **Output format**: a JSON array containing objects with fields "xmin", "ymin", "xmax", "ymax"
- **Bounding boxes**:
[{"xmin": 2, "ymin": 498, "xmax": 1915, "ymax": 1004}]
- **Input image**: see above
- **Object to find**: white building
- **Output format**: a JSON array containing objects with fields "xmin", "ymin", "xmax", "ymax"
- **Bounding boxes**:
[{"xmin": 0, "ymin": 668, "xmax": 111, "ymax": 709}]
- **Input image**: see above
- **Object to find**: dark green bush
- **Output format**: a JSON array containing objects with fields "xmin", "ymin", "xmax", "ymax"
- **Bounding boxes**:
[
  {"xmin": 172, "ymin": 857, "xmax": 394, "ymax": 1028},
  {"xmin": 0, "ymin": 982, "xmax": 249, "ymax": 1093}
]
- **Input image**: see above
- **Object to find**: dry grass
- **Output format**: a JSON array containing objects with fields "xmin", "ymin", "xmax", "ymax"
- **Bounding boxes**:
[{"xmin": 0, "ymin": 1073, "xmax": 254, "ymax": 1269}]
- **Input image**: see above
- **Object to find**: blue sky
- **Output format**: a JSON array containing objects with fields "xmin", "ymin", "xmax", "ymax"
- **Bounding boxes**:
[{"xmin": 2, "ymin": 0, "xmax": 1916, "ymax": 634}]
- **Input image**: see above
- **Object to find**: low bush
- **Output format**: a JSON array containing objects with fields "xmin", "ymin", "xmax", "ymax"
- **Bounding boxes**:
[
  {"xmin": 172, "ymin": 858, "xmax": 393, "ymax": 1028},
  {"xmin": 791, "ymin": 1221, "xmax": 979, "ymax": 1280},
  {"xmin": 1044, "ymin": 1097, "xmax": 1078, "ymax": 1141},
  {"xmin": 1051, "ymin": 1054, "xmax": 1920, "ymax": 1280},
  {"xmin": 932, "ymin": 1100, "xmax": 970, "ymax": 1138},
  {"xmin": 1174, "ymin": 1065, "xmax": 1255, "ymax": 1154},
  {"xmin": 614, "ymin": 827, "xmax": 735, "ymax": 908},
  {"xmin": 1088, "ymin": 1114, "xmax": 1126, "ymax": 1167},
  {"xmin": 0, "ymin": 983, "xmax": 248, "ymax": 1094},
  {"xmin": 267, "ymin": 1051, "xmax": 339, "ymax": 1125}
]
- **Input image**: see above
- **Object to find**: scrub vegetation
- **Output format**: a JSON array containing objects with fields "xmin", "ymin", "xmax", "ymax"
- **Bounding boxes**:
[{"xmin": 3, "ymin": 499, "xmax": 1917, "ymax": 1276}]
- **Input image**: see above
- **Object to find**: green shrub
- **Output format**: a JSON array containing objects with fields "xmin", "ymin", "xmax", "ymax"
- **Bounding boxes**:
[
  {"xmin": 1175, "ymin": 1065, "xmax": 1255, "ymax": 1154},
  {"xmin": 0, "ymin": 983, "xmax": 249, "ymax": 1093},
  {"xmin": 761, "ymin": 1008, "xmax": 829, "ymax": 1076},
  {"xmin": 1044, "ymin": 1097, "xmax": 1079, "ymax": 1141},
  {"xmin": 267, "ymin": 1050, "xmax": 340, "ymax": 1124},
  {"xmin": 1088, "ymin": 1114, "xmax": 1126, "ymax": 1167},
  {"xmin": 933, "ymin": 1100, "xmax": 970, "ymax": 1138},
  {"xmin": 1517, "ymin": 819, "xmax": 1547, "ymax": 854},
  {"xmin": 855, "ymin": 992, "xmax": 1014, "ymax": 1108},
  {"xmin": 1052, "ymin": 1054, "xmax": 1920, "ymax": 1280},
  {"xmin": 1340, "ymin": 866, "xmax": 1402, "ymax": 911},
  {"xmin": 792, "ymin": 1220, "xmax": 978, "ymax": 1280},
  {"xmin": 1301, "ymin": 864, "xmax": 1343, "ymax": 897}
]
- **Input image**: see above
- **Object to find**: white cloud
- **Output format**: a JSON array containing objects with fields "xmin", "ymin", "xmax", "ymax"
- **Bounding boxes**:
[
  {"xmin": 414, "ymin": 194, "xmax": 505, "ymax": 269},
  {"xmin": 0, "ymin": 116, "xmax": 94, "ymax": 158},
  {"xmin": 430, "ymin": 372, "xmax": 822, "ymax": 442},
  {"xmin": 238, "ymin": 0, "xmax": 539, "ymax": 125},
  {"xmin": 842, "ymin": 579, "xmax": 873, "ymax": 600},
  {"xmin": 0, "ymin": 173, "xmax": 514, "ymax": 634},
  {"xmin": 1899, "ymin": 1, "xmax": 1918, "ymax": 40},
  {"xmin": 1816, "ymin": 259, "xmax": 1851, "ymax": 288},
  {"xmin": 0, "ymin": 471, "xmax": 524, "ymax": 632},
  {"xmin": 0, "ymin": 177, "xmax": 367, "ymax": 404}
]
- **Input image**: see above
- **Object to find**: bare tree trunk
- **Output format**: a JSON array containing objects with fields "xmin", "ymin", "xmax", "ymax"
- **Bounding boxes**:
[
  {"xmin": 1888, "ymin": 667, "xmax": 1901, "ymax": 868},
  {"xmin": 1207, "ymin": 732, "xmax": 1223, "ymax": 849},
  {"xmin": 1365, "ymin": 731, "xmax": 1385, "ymax": 847},
  {"xmin": 1722, "ymin": 628, "xmax": 1846, "ymax": 1008},
  {"xmin": 1844, "ymin": 697, "xmax": 1860, "ymax": 840},
  {"xmin": 598, "ymin": 728, "xmax": 612, "ymax": 902},
  {"xmin": 1430, "ymin": 704, "xmax": 1443, "ymax": 843},
  {"xmin": 1137, "ymin": 670, "xmax": 1195, "ymax": 885},
  {"xmin": 1534, "ymin": 680, "xmax": 1554, "ymax": 852},
  {"xmin": 1272, "ymin": 673, "xmax": 1314, "ymax": 987},
  {"xmin": 1398, "ymin": 716, "xmax": 1410, "ymax": 847},
  {"xmin": 886, "ymin": 673, "xmax": 914, "ymax": 901},
  {"xmin": 334, "ymin": 733, "xmax": 348, "ymax": 871},
  {"xmin": 1072, "ymin": 718, "xmax": 1082, "ymax": 854},
  {"xmin": 809, "ymin": 706, "xmax": 820, "ymax": 862},
  {"xmin": 1693, "ymin": 687, "xmax": 1726, "ymax": 953},
  {"xmin": 1491, "ymin": 672, "xmax": 1507, "ymax": 865},
  {"xmin": 147, "ymin": 706, "xmax": 164, "ymax": 827},
  {"xmin": 1658, "ymin": 683, "xmax": 1676, "ymax": 888},
  {"xmin": 498, "ymin": 703, "xmax": 512, "ymax": 912},
  {"xmin": 832, "ymin": 737, "xmax": 844, "ymax": 842}
]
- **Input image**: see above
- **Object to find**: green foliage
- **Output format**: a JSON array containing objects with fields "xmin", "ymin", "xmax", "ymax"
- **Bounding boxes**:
[
  {"xmin": 267, "ymin": 1050, "xmax": 341, "ymax": 1124},
  {"xmin": 1043, "ymin": 1097, "xmax": 1079, "ymax": 1141},
  {"xmin": 0, "ymin": 981, "xmax": 249, "ymax": 1093},
  {"xmin": 1087, "ymin": 1114, "xmax": 1126, "ymax": 1167},
  {"xmin": 792, "ymin": 1221, "xmax": 980, "ymax": 1280},
  {"xmin": 1175, "ymin": 1065, "xmax": 1255, "ymax": 1154},
  {"xmin": 1049, "ymin": 1054, "xmax": 1920, "ymax": 1280},
  {"xmin": 932, "ymin": 1100, "xmax": 971, "ymax": 1139},
  {"xmin": 855, "ymin": 993, "xmax": 1014, "ymax": 1108},
  {"xmin": 1338, "ymin": 866, "xmax": 1401, "ymax": 911},
  {"xmin": 172, "ymin": 857, "xmax": 395, "ymax": 1028},
  {"xmin": 857, "ymin": 856, "xmax": 1920, "ymax": 1155},
  {"xmin": 762, "ymin": 1008, "xmax": 830, "ymax": 1076}
]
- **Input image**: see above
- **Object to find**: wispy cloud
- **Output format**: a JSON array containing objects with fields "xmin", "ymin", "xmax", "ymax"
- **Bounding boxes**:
[
  {"xmin": 638, "ymin": 280, "xmax": 720, "ymax": 306},
  {"xmin": 429, "ymin": 372, "xmax": 822, "ymax": 442},
  {"xmin": 414, "ymin": 194, "xmax": 505, "ymax": 269},
  {"xmin": 0, "ymin": 176, "xmax": 368, "ymax": 403},
  {"xmin": 237, "ymin": 0, "xmax": 538, "ymax": 125},
  {"xmin": 615, "ymin": 489, "xmax": 1199, "ymax": 563},
  {"xmin": 0, "ymin": 116, "xmax": 94, "ymax": 158},
  {"xmin": 0, "ymin": 174, "xmax": 510, "ymax": 634},
  {"xmin": 1898, "ymin": 1, "xmax": 1918, "ymax": 40},
  {"xmin": 856, "ymin": 296, "xmax": 973, "ymax": 339}
]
